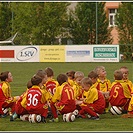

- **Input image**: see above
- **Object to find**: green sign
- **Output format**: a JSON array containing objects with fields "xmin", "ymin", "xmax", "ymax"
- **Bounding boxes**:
[{"xmin": 93, "ymin": 47, "xmax": 117, "ymax": 58}]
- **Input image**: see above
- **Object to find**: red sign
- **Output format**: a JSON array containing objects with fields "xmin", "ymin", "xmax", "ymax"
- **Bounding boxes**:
[{"xmin": 0, "ymin": 50, "xmax": 14, "ymax": 58}]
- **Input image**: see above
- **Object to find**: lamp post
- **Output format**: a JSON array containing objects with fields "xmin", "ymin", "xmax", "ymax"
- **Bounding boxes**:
[
  {"xmin": 96, "ymin": 1, "xmax": 98, "ymax": 44},
  {"xmin": 11, "ymin": 3, "xmax": 13, "ymax": 35}
]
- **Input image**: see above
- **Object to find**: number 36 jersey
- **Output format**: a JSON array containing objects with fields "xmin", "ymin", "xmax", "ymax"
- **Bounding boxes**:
[{"xmin": 26, "ymin": 85, "xmax": 51, "ymax": 113}]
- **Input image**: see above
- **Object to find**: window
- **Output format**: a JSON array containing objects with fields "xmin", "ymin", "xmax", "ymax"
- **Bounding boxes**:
[{"xmin": 109, "ymin": 9, "xmax": 117, "ymax": 27}]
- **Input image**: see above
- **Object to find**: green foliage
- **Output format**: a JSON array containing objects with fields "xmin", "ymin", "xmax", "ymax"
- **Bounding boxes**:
[
  {"xmin": 0, "ymin": 62, "xmax": 133, "ymax": 131},
  {"xmin": 9, "ymin": 2, "xmax": 70, "ymax": 45},
  {"xmin": 116, "ymin": 3, "xmax": 133, "ymax": 59},
  {"xmin": 97, "ymin": 2, "xmax": 113, "ymax": 44},
  {"xmin": 116, "ymin": 2, "xmax": 133, "ymax": 44},
  {"xmin": 68, "ymin": 2, "xmax": 112, "ymax": 44},
  {"xmin": 0, "ymin": 2, "xmax": 12, "ymax": 40}
]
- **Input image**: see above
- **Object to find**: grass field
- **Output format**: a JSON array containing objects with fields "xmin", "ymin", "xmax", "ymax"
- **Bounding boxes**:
[{"xmin": 0, "ymin": 62, "xmax": 133, "ymax": 131}]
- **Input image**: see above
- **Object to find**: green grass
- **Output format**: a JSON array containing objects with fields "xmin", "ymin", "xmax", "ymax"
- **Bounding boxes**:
[
  {"xmin": 0, "ymin": 62, "xmax": 133, "ymax": 131},
  {"xmin": 0, "ymin": 113, "xmax": 133, "ymax": 131}
]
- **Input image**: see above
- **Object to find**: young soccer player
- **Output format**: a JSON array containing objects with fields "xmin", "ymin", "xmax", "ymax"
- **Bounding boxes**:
[
  {"xmin": 88, "ymin": 70, "xmax": 98, "ymax": 86},
  {"xmin": 119, "ymin": 66, "xmax": 133, "ymax": 94},
  {"xmin": 12, "ymin": 80, "xmax": 32, "ymax": 121},
  {"xmin": 121, "ymin": 95, "xmax": 133, "ymax": 118},
  {"xmin": 73, "ymin": 71, "xmax": 84, "ymax": 100},
  {"xmin": 12, "ymin": 69, "xmax": 52, "ymax": 121},
  {"xmin": 94, "ymin": 66, "xmax": 111, "ymax": 113},
  {"xmin": 66, "ymin": 70, "xmax": 75, "ymax": 87},
  {"xmin": 25, "ymin": 71, "xmax": 51, "ymax": 123},
  {"xmin": 49, "ymin": 73, "xmax": 76, "ymax": 122},
  {"xmin": 72, "ymin": 71, "xmax": 85, "ymax": 111},
  {"xmin": 44, "ymin": 67, "xmax": 59, "ymax": 96},
  {"xmin": 0, "ymin": 71, "xmax": 20, "ymax": 118},
  {"xmin": 77, "ymin": 77, "xmax": 105, "ymax": 120},
  {"xmin": 109, "ymin": 70, "xmax": 132, "ymax": 113}
]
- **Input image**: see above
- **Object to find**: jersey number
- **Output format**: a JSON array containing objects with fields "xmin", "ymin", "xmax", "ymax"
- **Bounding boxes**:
[
  {"xmin": 27, "ymin": 93, "xmax": 39, "ymax": 106},
  {"xmin": 65, "ymin": 89, "xmax": 74, "ymax": 100},
  {"xmin": 113, "ymin": 87, "xmax": 119, "ymax": 98}
]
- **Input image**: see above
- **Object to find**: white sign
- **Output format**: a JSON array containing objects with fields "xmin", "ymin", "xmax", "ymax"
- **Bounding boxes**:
[
  {"xmin": 15, "ymin": 46, "xmax": 39, "ymax": 62},
  {"xmin": 65, "ymin": 45, "xmax": 92, "ymax": 62}
]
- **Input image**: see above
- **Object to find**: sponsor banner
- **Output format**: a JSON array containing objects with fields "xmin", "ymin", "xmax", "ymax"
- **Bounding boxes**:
[
  {"xmin": 0, "ymin": 45, "xmax": 119, "ymax": 62},
  {"xmin": 15, "ymin": 46, "xmax": 39, "ymax": 62},
  {"xmin": 0, "ymin": 46, "xmax": 15, "ymax": 62},
  {"xmin": 40, "ymin": 45, "xmax": 65, "ymax": 62},
  {"xmin": 92, "ymin": 45, "xmax": 119, "ymax": 62},
  {"xmin": 66, "ymin": 45, "xmax": 92, "ymax": 62}
]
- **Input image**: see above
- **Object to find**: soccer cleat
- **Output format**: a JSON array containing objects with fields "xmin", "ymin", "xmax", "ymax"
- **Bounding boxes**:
[
  {"xmin": 87, "ymin": 114, "xmax": 91, "ymax": 118},
  {"xmin": 10, "ymin": 112, "xmax": 18, "ymax": 121},
  {"xmin": 49, "ymin": 117, "xmax": 59, "ymax": 122},
  {"xmin": 41, "ymin": 116, "xmax": 46, "ymax": 123},
  {"xmin": 77, "ymin": 114, "xmax": 86, "ymax": 118},
  {"xmin": 0, "ymin": 113, "xmax": 8, "ymax": 118},
  {"xmin": 89, "ymin": 116, "xmax": 99, "ymax": 120}
]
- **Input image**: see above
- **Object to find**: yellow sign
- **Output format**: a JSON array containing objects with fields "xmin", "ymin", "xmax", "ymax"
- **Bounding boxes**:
[{"xmin": 39, "ymin": 45, "xmax": 65, "ymax": 62}]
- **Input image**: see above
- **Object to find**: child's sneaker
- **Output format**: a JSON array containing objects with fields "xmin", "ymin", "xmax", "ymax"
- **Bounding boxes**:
[
  {"xmin": 10, "ymin": 112, "xmax": 18, "ymax": 121},
  {"xmin": 41, "ymin": 116, "xmax": 46, "ymax": 123},
  {"xmin": 89, "ymin": 116, "xmax": 99, "ymax": 120},
  {"xmin": 77, "ymin": 114, "xmax": 86, "ymax": 118},
  {"xmin": 49, "ymin": 117, "xmax": 59, "ymax": 122}
]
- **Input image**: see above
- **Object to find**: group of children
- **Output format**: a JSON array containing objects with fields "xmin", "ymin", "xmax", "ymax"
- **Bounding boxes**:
[{"xmin": 0, "ymin": 65, "xmax": 133, "ymax": 123}]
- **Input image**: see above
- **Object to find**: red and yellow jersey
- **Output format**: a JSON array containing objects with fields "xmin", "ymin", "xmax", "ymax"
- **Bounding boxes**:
[
  {"xmin": 73, "ymin": 81, "xmax": 83, "ymax": 100},
  {"xmin": 51, "ymin": 82, "xmax": 75, "ymax": 105},
  {"xmin": 95, "ymin": 78, "xmax": 111, "ymax": 92},
  {"xmin": 81, "ymin": 85, "xmax": 105, "ymax": 108},
  {"xmin": 16, "ymin": 88, "xmax": 29, "ymax": 109},
  {"xmin": 109, "ymin": 80, "xmax": 132, "ymax": 106},
  {"xmin": 68, "ymin": 78, "xmax": 75, "ymax": 87},
  {"xmin": 26, "ymin": 85, "xmax": 51, "ymax": 112},
  {"xmin": 45, "ymin": 78, "xmax": 59, "ymax": 95},
  {"xmin": 82, "ymin": 86, "xmax": 98, "ymax": 104},
  {"xmin": 128, "ymin": 96, "xmax": 133, "ymax": 111},
  {"xmin": 0, "ymin": 81, "xmax": 17, "ymax": 104},
  {"xmin": 123, "ymin": 79, "xmax": 133, "ymax": 94}
]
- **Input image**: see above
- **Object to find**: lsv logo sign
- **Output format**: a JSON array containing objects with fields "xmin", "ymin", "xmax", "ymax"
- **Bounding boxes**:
[{"xmin": 16, "ymin": 47, "xmax": 38, "ymax": 61}]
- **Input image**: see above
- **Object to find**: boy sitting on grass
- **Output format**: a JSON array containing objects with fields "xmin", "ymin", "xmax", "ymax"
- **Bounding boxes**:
[{"xmin": 76, "ymin": 77, "xmax": 105, "ymax": 120}]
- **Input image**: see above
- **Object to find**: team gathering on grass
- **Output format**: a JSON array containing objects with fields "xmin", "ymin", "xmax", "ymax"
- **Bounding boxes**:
[
  {"xmin": 0, "ymin": 62, "xmax": 133, "ymax": 130},
  {"xmin": 0, "ymin": 61, "xmax": 133, "ymax": 122}
]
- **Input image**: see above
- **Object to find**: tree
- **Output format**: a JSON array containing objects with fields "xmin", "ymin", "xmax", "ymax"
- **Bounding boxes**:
[
  {"xmin": 68, "ymin": 2, "xmax": 112, "ymax": 44},
  {"xmin": 0, "ymin": 2, "xmax": 12, "ymax": 41},
  {"xmin": 96, "ymin": 2, "xmax": 113, "ymax": 44},
  {"xmin": 115, "ymin": 2, "xmax": 133, "ymax": 59},
  {"xmin": 11, "ymin": 2, "xmax": 70, "ymax": 45}
]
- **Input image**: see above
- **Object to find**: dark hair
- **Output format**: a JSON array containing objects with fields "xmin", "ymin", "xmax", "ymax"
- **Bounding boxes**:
[
  {"xmin": 66, "ymin": 70, "xmax": 75, "ymax": 79},
  {"xmin": 114, "ymin": 70, "xmax": 123, "ymax": 80},
  {"xmin": 31, "ymin": 75, "xmax": 42, "ymax": 85},
  {"xmin": 0, "ymin": 71, "xmax": 9, "ymax": 81},
  {"xmin": 88, "ymin": 70, "xmax": 98, "ymax": 79},
  {"xmin": 57, "ymin": 73, "xmax": 68, "ymax": 86},
  {"xmin": 27, "ymin": 80, "xmax": 33, "ymax": 89},
  {"xmin": 36, "ymin": 69, "xmax": 47, "ymax": 79},
  {"xmin": 81, "ymin": 77, "xmax": 93, "ymax": 86},
  {"xmin": 44, "ymin": 67, "xmax": 54, "ymax": 77}
]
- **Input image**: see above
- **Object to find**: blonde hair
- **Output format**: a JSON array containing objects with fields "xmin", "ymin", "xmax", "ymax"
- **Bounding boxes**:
[
  {"xmin": 81, "ymin": 77, "xmax": 92, "ymax": 86},
  {"xmin": 94, "ymin": 66, "xmax": 105, "ymax": 75},
  {"xmin": 74, "ymin": 71, "xmax": 84, "ymax": 79}
]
